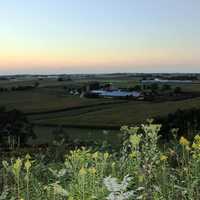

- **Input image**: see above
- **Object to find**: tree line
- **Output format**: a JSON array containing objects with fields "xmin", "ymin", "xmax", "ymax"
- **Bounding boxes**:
[{"xmin": 155, "ymin": 108, "xmax": 200, "ymax": 140}]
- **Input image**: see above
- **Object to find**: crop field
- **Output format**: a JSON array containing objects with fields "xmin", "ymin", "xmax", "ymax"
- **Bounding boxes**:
[
  {"xmin": 33, "ymin": 97, "xmax": 200, "ymax": 127},
  {"xmin": 1, "ymin": 75, "xmax": 200, "ymax": 145},
  {"xmin": 0, "ymin": 87, "xmax": 115, "ymax": 113}
]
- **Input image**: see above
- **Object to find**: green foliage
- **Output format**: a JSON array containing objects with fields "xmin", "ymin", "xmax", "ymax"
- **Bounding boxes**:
[{"xmin": 2, "ymin": 122, "xmax": 200, "ymax": 199}]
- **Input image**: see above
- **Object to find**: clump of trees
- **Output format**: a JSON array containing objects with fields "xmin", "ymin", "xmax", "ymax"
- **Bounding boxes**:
[
  {"xmin": 0, "ymin": 87, "xmax": 9, "ymax": 92},
  {"xmin": 0, "ymin": 108, "xmax": 35, "ymax": 148},
  {"xmin": 155, "ymin": 108, "xmax": 200, "ymax": 140},
  {"xmin": 174, "ymin": 86, "xmax": 182, "ymax": 94},
  {"xmin": 57, "ymin": 76, "xmax": 72, "ymax": 82},
  {"xmin": 0, "ymin": 82, "xmax": 40, "ymax": 93}
]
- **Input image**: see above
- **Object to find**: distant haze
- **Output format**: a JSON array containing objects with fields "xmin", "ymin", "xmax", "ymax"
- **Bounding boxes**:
[{"xmin": 0, "ymin": 0, "xmax": 200, "ymax": 74}]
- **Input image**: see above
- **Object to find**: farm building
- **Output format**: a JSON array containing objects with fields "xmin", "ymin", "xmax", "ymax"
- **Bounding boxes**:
[
  {"xmin": 90, "ymin": 90, "xmax": 142, "ymax": 98},
  {"xmin": 141, "ymin": 78, "xmax": 193, "ymax": 84}
]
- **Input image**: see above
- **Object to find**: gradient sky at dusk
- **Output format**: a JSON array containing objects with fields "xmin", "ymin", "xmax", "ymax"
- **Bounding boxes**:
[{"xmin": 0, "ymin": 0, "xmax": 200, "ymax": 74}]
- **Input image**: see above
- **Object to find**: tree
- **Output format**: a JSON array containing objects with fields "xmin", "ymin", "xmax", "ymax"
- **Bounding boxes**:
[
  {"xmin": 174, "ymin": 87, "xmax": 182, "ymax": 94},
  {"xmin": 131, "ymin": 85, "xmax": 142, "ymax": 91},
  {"xmin": 88, "ymin": 82, "xmax": 100, "ymax": 90},
  {"xmin": 34, "ymin": 81, "xmax": 40, "ymax": 88},
  {"xmin": 161, "ymin": 84, "xmax": 171, "ymax": 91},
  {"xmin": 57, "ymin": 77, "xmax": 64, "ymax": 82},
  {"xmin": 150, "ymin": 83, "xmax": 159, "ymax": 92},
  {"xmin": 0, "ymin": 109, "xmax": 35, "ymax": 146}
]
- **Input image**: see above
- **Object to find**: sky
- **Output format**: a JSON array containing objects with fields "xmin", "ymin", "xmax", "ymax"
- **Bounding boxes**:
[{"xmin": 0, "ymin": 0, "xmax": 200, "ymax": 74}]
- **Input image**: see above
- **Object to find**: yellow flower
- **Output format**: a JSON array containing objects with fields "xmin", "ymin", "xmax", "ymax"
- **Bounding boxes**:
[
  {"xmin": 179, "ymin": 136, "xmax": 190, "ymax": 146},
  {"xmin": 129, "ymin": 135, "xmax": 141, "ymax": 148},
  {"xmin": 138, "ymin": 175, "xmax": 144, "ymax": 183},
  {"xmin": 192, "ymin": 135, "xmax": 200, "ymax": 150},
  {"xmin": 111, "ymin": 162, "xmax": 115, "ymax": 168},
  {"xmin": 25, "ymin": 159, "xmax": 32, "ymax": 171},
  {"xmin": 88, "ymin": 167, "xmax": 96, "ymax": 174},
  {"xmin": 192, "ymin": 154, "xmax": 197, "ymax": 159},
  {"xmin": 79, "ymin": 167, "xmax": 87, "ymax": 175},
  {"xmin": 25, "ymin": 154, "xmax": 31, "ymax": 160},
  {"xmin": 92, "ymin": 152, "xmax": 98, "ymax": 159},
  {"xmin": 160, "ymin": 155, "xmax": 168, "ymax": 161},
  {"xmin": 104, "ymin": 152, "xmax": 109, "ymax": 160},
  {"xmin": 194, "ymin": 135, "xmax": 200, "ymax": 141},
  {"xmin": 129, "ymin": 151, "xmax": 137, "ymax": 158}
]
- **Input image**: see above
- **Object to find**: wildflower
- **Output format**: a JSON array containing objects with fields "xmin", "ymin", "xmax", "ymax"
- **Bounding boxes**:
[
  {"xmin": 24, "ymin": 159, "xmax": 32, "ymax": 171},
  {"xmin": 49, "ymin": 168, "xmax": 67, "ymax": 178},
  {"xmin": 129, "ymin": 134, "xmax": 141, "ymax": 148},
  {"xmin": 192, "ymin": 154, "xmax": 197, "ymax": 159},
  {"xmin": 12, "ymin": 158, "xmax": 22, "ymax": 177},
  {"xmin": 68, "ymin": 196, "xmax": 74, "ymax": 200},
  {"xmin": 92, "ymin": 152, "xmax": 99, "ymax": 159},
  {"xmin": 104, "ymin": 152, "xmax": 109, "ymax": 160},
  {"xmin": 88, "ymin": 167, "xmax": 96, "ymax": 174},
  {"xmin": 160, "ymin": 155, "xmax": 168, "ymax": 161},
  {"xmin": 25, "ymin": 154, "xmax": 31, "ymax": 160},
  {"xmin": 185, "ymin": 146, "xmax": 191, "ymax": 151},
  {"xmin": 138, "ymin": 175, "xmax": 144, "ymax": 183},
  {"xmin": 129, "ymin": 151, "xmax": 137, "ymax": 159},
  {"xmin": 2, "ymin": 160, "xmax": 9, "ymax": 170},
  {"xmin": 179, "ymin": 136, "xmax": 190, "ymax": 146},
  {"xmin": 104, "ymin": 175, "xmax": 134, "ymax": 200},
  {"xmin": 0, "ymin": 186, "xmax": 9, "ymax": 200},
  {"xmin": 183, "ymin": 167, "xmax": 188, "ymax": 171},
  {"xmin": 79, "ymin": 167, "xmax": 87, "ymax": 175},
  {"xmin": 169, "ymin": 149, "xmax": 176, "ymax": 157},
  {"xmin": 192, "ymin": 135, "xmax": 200, "ymax": 150},
  {"xmin": 111, "ymin": 162, "xmax": 115, "ymax": 168},
  {"xmin": 49, "ymin": 182, "xmax": 68, "ymax": 197}
]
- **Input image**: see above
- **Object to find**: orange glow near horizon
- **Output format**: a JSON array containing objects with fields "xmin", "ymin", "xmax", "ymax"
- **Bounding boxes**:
[
  {"xmin": 1, "ymin": 0, "xmax": 200, "ymax": 73},
  {"xmin": 1, "ymin": 47, "xmax": 200, "ymax": 72}
]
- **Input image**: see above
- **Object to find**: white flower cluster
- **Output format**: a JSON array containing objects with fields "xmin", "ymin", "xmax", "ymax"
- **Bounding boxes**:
[{"xmin": 104, "ymin": 175, "xmax": 134, "ymax": 200}]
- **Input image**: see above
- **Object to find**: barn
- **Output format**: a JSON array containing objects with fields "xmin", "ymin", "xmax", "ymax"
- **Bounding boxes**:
[{"xmin": 90, "ymin": 90, "xmax": 142, "ymax": 98}]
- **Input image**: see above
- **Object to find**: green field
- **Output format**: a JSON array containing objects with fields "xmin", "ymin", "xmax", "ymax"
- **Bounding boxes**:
[
  {"xmin": 33, "ymin": 97, "xmax": 200, "ymax": 127},
  {"xmin": 1, "ymin": 76, "xmax": 200, "ymax": 145},
  {"xmin": 0, "ymin": 87, "xmax": 116, "ymax": 113}
]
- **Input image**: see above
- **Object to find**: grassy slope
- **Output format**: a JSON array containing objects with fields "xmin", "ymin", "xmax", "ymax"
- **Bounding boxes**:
[{"xmin": 35, "ymin": 97, "xmax": 200, "ymax": 126}]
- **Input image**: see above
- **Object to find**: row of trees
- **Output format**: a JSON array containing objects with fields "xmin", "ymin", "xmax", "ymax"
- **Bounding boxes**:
[
  {"xmin": 0, "ymin": 82, "xmax": 40, "ymax": 93},
  {"xmin": 128, "ymin": 84, "xmax": 182, "ymax": 95}
]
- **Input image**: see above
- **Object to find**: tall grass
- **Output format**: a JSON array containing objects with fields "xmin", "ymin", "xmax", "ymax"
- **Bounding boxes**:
[{"xmin": 1, "ymin": 121, "xmax": 200, "ymax": 199}]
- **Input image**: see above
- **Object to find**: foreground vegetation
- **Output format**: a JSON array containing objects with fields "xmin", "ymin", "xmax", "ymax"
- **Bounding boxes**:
[{"xmin": 1, "ymin": 121, "xmax": 200, "ymax": 199}]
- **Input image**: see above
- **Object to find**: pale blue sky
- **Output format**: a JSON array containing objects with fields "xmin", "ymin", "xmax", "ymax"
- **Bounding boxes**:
[{"xmin": 0, "ymin": 0, "xmax": 200, "ymax": 74}]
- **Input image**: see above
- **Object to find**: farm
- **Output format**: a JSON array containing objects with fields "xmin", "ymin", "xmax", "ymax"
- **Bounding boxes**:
[{"xmin": 1, "ymin": 73, "xmax": 200, "ymax": 146}]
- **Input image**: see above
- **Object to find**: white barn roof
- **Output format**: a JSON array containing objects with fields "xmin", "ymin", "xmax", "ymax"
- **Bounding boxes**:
[{"xmin": 91, "ymin": 90, "xmax": 141, "ymax": 97}]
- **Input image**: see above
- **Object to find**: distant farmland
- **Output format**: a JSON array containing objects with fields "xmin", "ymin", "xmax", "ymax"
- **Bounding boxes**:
[
  {"xmin": 2, "ymin": 76, "xmax": 200, "ymax": 145},
  {"xmin": 32, "ymin": 97, "xmax": 200, "ymax": 127}
]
